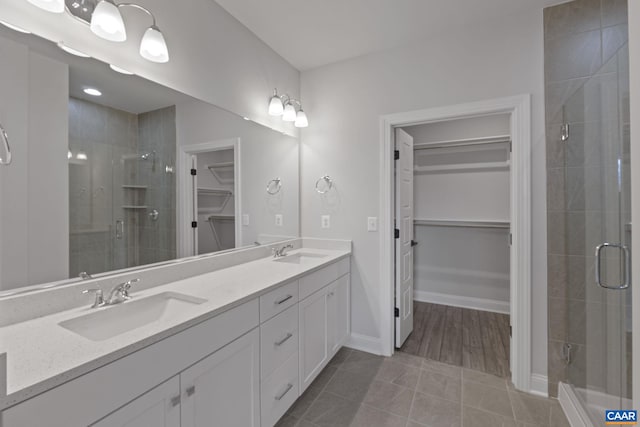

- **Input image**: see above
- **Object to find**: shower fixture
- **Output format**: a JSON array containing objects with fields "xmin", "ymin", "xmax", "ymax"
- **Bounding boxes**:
[
  {"xmin": 140, "ymin": 151, "xmax": 155, "ymax": 160},
  {"xmin": 24, "ymin": 0, "xmax": 170, "ymax": 63}
]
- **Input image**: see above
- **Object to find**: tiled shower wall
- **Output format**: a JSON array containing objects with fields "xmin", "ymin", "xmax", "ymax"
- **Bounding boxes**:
[{"xmin": 544, "ymin": 0, "xmax": 628, "ymax": 397}]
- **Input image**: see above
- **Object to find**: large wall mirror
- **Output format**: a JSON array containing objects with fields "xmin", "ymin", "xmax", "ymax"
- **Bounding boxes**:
[{"xmin": 0, "ymin": 26, "xmax": 299, "ymax": 294}]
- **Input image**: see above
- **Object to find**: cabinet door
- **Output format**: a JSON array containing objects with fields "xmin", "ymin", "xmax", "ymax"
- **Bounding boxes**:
[
  {"xmin": 181, "ymin": 328, "xmax": 260, "ymax": 427},
  {"xmin": 91, "ymin": 377, "xmax": 180, "ymax": 427},
  {"xmin": 328, "ymin": 274, "xmax": 350, "ymax": 357},
  {"xmin": 299, "ymin": 288, "xmax": 329, "ymax": 392}
]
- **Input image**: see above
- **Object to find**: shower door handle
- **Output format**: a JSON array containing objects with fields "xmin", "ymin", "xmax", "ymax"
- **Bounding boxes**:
[
  {"xmin": 595, "ymin": 243, "xmax": 631, "ymax": 290},
  {"xmin": 116, "ymin": 220, "xmax": 124, "ymax": 240}
]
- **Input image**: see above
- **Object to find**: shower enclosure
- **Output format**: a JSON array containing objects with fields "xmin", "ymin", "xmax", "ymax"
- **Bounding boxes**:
[
  {"xmin": 561, "ymin": 43, "xmax": 631, "ymax": 420},
  {"xmin": 68, "ymin": 98, "xmax": 176, "ymax": 277}
]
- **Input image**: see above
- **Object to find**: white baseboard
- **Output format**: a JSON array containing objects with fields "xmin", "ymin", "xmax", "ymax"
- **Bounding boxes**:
[
  {"xmin": 414, "ymin": 290, "xmax": 510, "ymax": 314},
  {"xmin": 558, "ymin": 382, "xmax": 592, "ymax": 427},
  {"xmin": 529, "ymin": 374, "xmax": 549, "ymax": 397},
  {"xmin": 346, "ymin": 333, "xmax": 384, "ymax": 355}
]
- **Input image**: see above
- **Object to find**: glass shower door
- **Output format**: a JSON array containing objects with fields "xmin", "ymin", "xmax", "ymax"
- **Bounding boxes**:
[{"xmin": 564, "ymin": 43, "xmax": 631, "ymax": 420}]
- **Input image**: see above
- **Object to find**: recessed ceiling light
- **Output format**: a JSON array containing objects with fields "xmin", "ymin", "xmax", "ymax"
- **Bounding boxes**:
[
  {"xmin": 76, "ymin": 151, "xmax": 88, "ymax": 160},
  {"xmin": 0, "ymin": 20, "xmax": 31, "ymax": 34},
  {"xmin": 109, "ymin": 64, "xmax": 134, "ymax": 75},
  {"xmin": 57, "ymin": 42, "xmax": 90, "ymax": 58},
  {"xmin": 83, "ymin": 88, "xmax": 102, "ymax": 97},
  {"xmin": 243, "ymin": 117, "xmax": 250, "ymax": 121}
]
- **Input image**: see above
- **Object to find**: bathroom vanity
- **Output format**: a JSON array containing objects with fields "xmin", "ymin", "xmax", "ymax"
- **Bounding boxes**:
[{"xmin": 0, "ymin": 240, "xmax": 351, "ymax": 427}]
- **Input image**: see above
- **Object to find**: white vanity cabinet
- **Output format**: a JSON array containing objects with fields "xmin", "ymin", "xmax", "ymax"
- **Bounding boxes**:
[{"xmin": 299, "ymin": 258, "xmax": 350, "ymax": 394}]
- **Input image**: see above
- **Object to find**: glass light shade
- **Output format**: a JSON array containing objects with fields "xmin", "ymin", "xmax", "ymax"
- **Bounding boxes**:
[
  {"xmin": 57, "ymin": 42, "xmax": 90, "ymax": 58},
  {"xmin": 109, "ymin": 64, "xmax": 134, "ymax": 75},
  {"xmin": 268, "ymin": 96, "xmax": 284, "ymax": 116},
  {"xmin": 294, "ymin": 110, "xmax": 309, "ymax": 128},
  {"xmin": 27, "ymin": 0, "xmax": 65, "ymax": 13},
  {"xmin": 0, "ymin": 20, "xmax": 31, "ymax": 34},
  {"xmin": 140, "ymin": 26, "xmax": 169, "ymax": 63},
  {"xmin": 90, "ymin": 0, "xmax": 126, "ymax": 42},
  {"xmin": 282, "ymin": 103, "xmax": 297, "ymax": 122}
]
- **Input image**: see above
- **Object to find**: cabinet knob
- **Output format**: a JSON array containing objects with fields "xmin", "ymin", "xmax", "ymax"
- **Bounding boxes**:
[{"xmin": 170, "ymin": 395, "xmax": 181, "ymax": 407}]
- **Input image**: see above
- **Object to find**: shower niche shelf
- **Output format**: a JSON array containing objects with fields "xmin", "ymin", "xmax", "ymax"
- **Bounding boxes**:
[
  {"xmin": 207, "ymin": 162, "xmax": 235, "ymax": 184},
  {"xmin": 122, "ymin": 205, "xmax": 149, "ymax": 210},
  {"xmin": 122, "ymin": 185, "xmax": 148, "ymax": 190},
  {"xmin": 197, "ymin": 188, "xmax": 232, "ymax": 214}
]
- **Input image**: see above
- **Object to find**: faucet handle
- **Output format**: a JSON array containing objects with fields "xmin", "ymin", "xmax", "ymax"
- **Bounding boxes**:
[
  {"xmin": 82, "ymin": 288, "xmax": 105, "ymax": 308},
  {"xmin": 122, "ymin": 278, "xmax": 140, "ymax": 290}
]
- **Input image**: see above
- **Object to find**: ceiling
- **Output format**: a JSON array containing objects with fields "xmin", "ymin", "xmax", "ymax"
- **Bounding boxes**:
[{"xmin": 215, "ymin": 0, "xmax": 568, "ymax": 71}]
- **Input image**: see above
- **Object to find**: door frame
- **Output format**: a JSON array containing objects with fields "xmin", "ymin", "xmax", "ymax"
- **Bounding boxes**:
[
  {"xmin": 177, "ymin": 138, "xmax": 241, "ymax": 258},
  {"xmin": 379, "ymin": 94, "xmax": 532, "ymax": 392}
]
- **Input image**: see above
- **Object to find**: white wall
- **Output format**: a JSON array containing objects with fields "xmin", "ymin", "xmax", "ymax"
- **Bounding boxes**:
[
  {"xmin": 0, "ymin": 37, "xmax": 68, "ymax": 290},
  {"xmin": 628, "ymin": 0, "xmax": 639, "ymax": 410},
  {"xmin": 0, "ymin": 0, "xmax": 300, "ymax": 136},
  {"xmin": 300, "ymin": 8, "xmax": 548, "ymax": 377},
  {"xmin": 176, "ymin": 99, "xmax": 300, "ymax": 247}
]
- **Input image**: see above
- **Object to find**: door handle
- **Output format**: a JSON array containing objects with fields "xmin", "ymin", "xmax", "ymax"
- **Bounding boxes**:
[
  {"xmin": 595, "ymin": 243, "xmax": 631, "ymax": 290},
  {"xmin": 115, "ymin": 220, "xmax": 124, "ymax": 240},
  {"xmin": 411, "ymin": 240, "xmax": 418, "ymax": 247}
]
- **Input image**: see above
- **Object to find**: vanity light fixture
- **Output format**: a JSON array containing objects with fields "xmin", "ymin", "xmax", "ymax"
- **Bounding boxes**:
[
  {"xmin": 83, "ymin": 87, "xmax": 102, "ymax": 96},
  {"xmin": 0, "ymin": 20, "xmax": 32, "ymax": 34},
  {"xmin": 57, "ymin": 42, "xmax": 91, "ymax": 58},
  {"xmin": 26, "ymin": 0, "xmax": 170, "ymax": 63},
  {"xmin": 27, "ymin": 0, "xmax": 65, "ymax": 13},
  {"xmin": 268, "ymin": 88, "xmax": 309, "ymax": 128}
]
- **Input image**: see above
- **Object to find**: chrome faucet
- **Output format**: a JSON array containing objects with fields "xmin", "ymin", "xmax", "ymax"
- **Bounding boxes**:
[
  {"xmin": 106, "ymin": 279, "xmax": 140, "ymax": 305},
  {"xmin": 82, "ymin": 288, "xmax": 105, "ymax": 308},
  {"xmin": 272, "ymin": 244, "xmax": 294, "ymax": 258}
]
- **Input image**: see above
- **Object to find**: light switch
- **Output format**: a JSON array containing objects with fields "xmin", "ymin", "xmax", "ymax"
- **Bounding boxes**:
[
  {"xmin": 275, "ymin": 214, "xmax": 283, "ymax": 227},
  {"xmin": 321, "ymin": 215, "xmax": 330, "ymax": 229},
  {"xmin": 367, "ymin": 217, "xmax": 378, "ymax": 232},
  {"xmin": 242, "ymin": 214, "xmax": 250, "ymax": 226}
]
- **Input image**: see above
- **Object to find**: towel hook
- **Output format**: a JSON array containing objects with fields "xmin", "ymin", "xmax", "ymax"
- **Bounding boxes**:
[
  {"xmin": 267, "ymin": 178, "xmax": 282, "ymax": 195},
  {"xmin": 0, "ymin": 123, "xmax": 11, "ymax": 165},
  {"xmin": 315, "ymin": 175, "xmax": 333, "ymax": 194}
]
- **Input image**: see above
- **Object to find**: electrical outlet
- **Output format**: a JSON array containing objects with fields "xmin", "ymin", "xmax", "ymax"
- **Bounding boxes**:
[
  {"xmin": 321, "ymin": 215, "xmax": 330, "ymax": 229},
  {"xmin": 275, "ymin": 214, "xmax": 283, "ymax": 227},
  {"xmin": 367, "ymin": 217, "xmax": 378, "ymax": 232},
  {"xmin": 242, "ymin": 214, "xmax": 250, "ymax": 226}
]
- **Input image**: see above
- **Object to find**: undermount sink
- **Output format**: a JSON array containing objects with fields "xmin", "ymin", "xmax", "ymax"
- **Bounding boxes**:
[
  {"xmin": 274, "ymin": 252, "xmax": 328, "ymax": 264},
  {"xmin": 59, "ymin": 292, "xmax": 207, "ymax": 342}
]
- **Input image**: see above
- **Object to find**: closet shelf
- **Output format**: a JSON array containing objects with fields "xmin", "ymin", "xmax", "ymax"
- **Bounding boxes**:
[
  {"xmin": 414, "ymin": 219, "xmax": 510, "ymax": 229},
  {"xmin": 207, "ymin": 162, "xmax": 235, "ymax": 184},
  {"xmin": 197, "ymin": 188, "xmax": 232, "ymax": 214},
  {"xmin": 413, "ymin": 135, "xmax": 511, "ymax": 151},
  {"xmin": 414, "ymin": 160, "xmax": 510, "ymax": 174},
  {"xmin": 207, "ymin": 214, "xmax": 235, "ymax": 221}
]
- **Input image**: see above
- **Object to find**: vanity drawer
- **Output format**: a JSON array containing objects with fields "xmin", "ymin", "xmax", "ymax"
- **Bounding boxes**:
[
  {"xmin": 260, "ymin": 280, "xmax": 298, "ymax": 322},
  {"xmin": 261, "ymin": 352, "xmax": 299, "ymax": 427},
  {"xmin": 260, "ymin": 304, "xmax": 298, "ymax": 379},
  {"xmin": 299, "ymin": 262, "xmax": 339, "ymax": 300}
]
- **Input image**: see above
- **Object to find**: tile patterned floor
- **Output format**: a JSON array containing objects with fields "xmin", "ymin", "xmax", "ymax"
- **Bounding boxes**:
[{"xmin": 276, "ymin": 348, "xmax": 570, "ymax": 427}]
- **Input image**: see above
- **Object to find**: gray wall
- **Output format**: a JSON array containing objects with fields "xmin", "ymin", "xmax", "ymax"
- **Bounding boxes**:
[{"xmin": 544, "ymin": 0, "xmax": 629, "ymax": 397}]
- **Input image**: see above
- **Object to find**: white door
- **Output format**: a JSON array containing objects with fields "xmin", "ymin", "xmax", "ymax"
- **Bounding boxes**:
[
  {"xmin": 299, "ymin": 288, "xmax": 329, "ymax": 392},
  {"xmin": 91, "ymin": 377, "xmax": 181, "ymax": 427},
  {"xmin": 181, "ymin": 329, "xmax": 260, "ymax": 427},
  {"xmin": 394, "ymin": 128, "xmax": 414, "ymax": 348}
]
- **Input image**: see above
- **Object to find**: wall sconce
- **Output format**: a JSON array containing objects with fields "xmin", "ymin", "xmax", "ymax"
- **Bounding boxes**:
[
  {"xmin": 25, "ymin": 0, "xmax": 169, "ymax": 63},
  {"xmin": 268, "ymin": 88, "xmax": 308, "ymax": 128}
]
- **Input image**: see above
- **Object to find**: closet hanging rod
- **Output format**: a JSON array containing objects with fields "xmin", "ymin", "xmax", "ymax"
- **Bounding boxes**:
[
  {"xmin": 414, "ymin": 219, "xmax": 510, "ymax": 229},
  {"xmin": 414, "ymin": 135, "xmax": 511, "ymax": 151}
]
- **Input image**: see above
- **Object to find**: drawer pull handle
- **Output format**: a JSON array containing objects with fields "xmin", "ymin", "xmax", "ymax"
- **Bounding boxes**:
[
  {"xmin": 170, "ymin": 395, "xmax": 181, "ymax": 407},
  {"xmin": 275, "ymin": 294, "xmax": 293, "ymax": 305},
  {"xmin": 275, "ymin": 332, "xmax": 293, "ymax": 346},
  {"xmin": 186, "ymin": 386, "xmax": 196, "ymax": 397},
  {"xmin": 275, "ymin": 383, "xmax": 293, "ymax": 401}
]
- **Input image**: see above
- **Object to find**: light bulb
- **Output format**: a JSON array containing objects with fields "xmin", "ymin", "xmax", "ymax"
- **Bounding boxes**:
[
  {"xmin": 27, "ymin": 0, "xmax": 64, "ymax": 13},
  {"xmin": 282, "ymin": 103, "xmax": 296, "ymax": 122},
  {"xmin": 294, "ymin": 110, "xmax": 309, "ymax": 128},
  {"xmin": 268, "ymin": 94, "xmax": 284, "ymax": 116},
  {"xmin": 140, "ymin": 26, "xmax": 169, "ymax": 63},
  {"xmin": 91, "ymin": 0, "xmax": 126, "ymax": 42}
]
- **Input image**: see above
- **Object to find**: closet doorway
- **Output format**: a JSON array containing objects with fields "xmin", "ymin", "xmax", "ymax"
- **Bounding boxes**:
[
  {"xmin": 380, "ymin": 95, "xmax": 532, "ymax": 391},
  {"xmin": 395, "ymin": 115, "xmax": 512, "ymax": 377}
]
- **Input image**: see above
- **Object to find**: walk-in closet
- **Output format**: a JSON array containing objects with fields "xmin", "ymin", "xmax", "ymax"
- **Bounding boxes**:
[
  {"xmin": 194, "ymin": 149, "xmax": 235, "ymax": 254},
  {"xmin": 396, "ymin": 114, "xmax": 512, "ymax": 377}
]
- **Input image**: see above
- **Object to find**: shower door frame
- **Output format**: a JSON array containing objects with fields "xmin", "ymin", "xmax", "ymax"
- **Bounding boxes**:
[{"xmin": 379, "ymin": 94, "xmax": 533, "ymax": 393}]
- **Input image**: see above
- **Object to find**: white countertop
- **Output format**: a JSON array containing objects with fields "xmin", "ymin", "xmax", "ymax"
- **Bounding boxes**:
[{"xmin": 0, "ymin": 247, "xmax": 350, "ymax": 410}]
